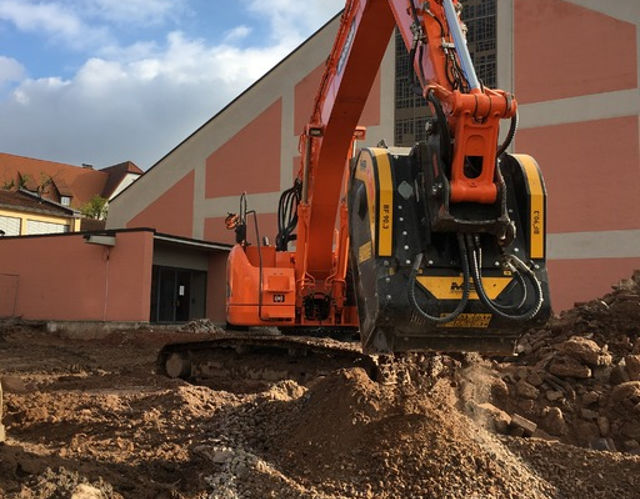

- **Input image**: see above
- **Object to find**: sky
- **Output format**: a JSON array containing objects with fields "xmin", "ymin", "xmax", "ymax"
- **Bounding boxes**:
[{"xmin": 0, "ymin": 0, "xmax": 343, "ymax": 169}]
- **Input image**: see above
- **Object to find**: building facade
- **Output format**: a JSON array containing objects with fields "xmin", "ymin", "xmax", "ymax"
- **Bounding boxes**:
[{"xmin": 108, "ymin": 0, "xmax": 640, "ymax": 312}]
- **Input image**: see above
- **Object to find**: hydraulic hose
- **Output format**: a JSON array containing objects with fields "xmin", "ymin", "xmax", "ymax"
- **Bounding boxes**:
[
  {"xmin": 426, "ymin": 90, "xmax": 453, "ymax": 165},
  {"xmin": 465, "ymin": 234, "xmax": 543, "ymax": 321},
  {"xmin": 409, "ymin": 233, "xmax": 470, "ymax": 323},
  {"xmin": 497, "ymin": 111, "xmax": 518, "ymax": 158},
  {"xmin": 471, "ymin": 236, "xmax": 527, "ymax": 311}
]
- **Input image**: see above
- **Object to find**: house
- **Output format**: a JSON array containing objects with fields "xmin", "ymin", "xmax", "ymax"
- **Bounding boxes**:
[
  {"xmin": 0, "ymin": 189, "xmax": 81, "ymax": 236},
  {"xmin": 0, "ymin": 152, "xmax": 143, "ymax": 212}
]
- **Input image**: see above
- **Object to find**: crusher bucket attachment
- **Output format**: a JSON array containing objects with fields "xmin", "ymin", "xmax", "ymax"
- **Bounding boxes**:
[{"xmin": 348, "ymin": 145, "xmax": 551, "ymax": 355}]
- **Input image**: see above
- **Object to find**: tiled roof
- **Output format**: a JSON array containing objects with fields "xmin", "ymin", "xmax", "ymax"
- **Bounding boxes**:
[
  {"xmin": 0, "ymin": 152, "xmax": 142, "ymax": 209},
  {"xmin": 99, "ymin": 161, "xmax": 144, "ymax": 199},
  {"xmin": 0, "ymin": 189, "xmax": 76, "ymax": 217}
]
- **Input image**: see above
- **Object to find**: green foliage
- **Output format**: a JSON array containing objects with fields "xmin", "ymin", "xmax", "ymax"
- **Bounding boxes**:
[{"xmin": 81, "ymin": 195, "xmax": 108, "ymax": 220}]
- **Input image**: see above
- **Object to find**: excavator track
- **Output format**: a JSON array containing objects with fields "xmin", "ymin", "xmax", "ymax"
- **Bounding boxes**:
[{"xmin": 157, "ymin": 332, "xmax": 379, "ymax": 393}]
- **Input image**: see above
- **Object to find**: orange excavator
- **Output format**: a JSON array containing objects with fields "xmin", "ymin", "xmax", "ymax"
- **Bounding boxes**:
[{"xmin": 159, "ymin": 0, "xmax": 550, "ymax": 384}]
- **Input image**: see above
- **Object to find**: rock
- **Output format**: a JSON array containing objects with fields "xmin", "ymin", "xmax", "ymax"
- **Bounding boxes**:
[
  {"xmin": 575, "ymin": 420, "xmax": 600, "ymax": 446},
  {"xmin": 471, "ymin": 402, "xmax": 512, "ymax": 434},
  {"xmin": 582, "ymin": 391, "xmax": 600, "ymax": 406},
  {"xmin": 531, "ymin": 428, "xmax": 559, "ymax": 442},
  {"xmin": 542, "ymin": 407, "xmax": 568, "ymax": 436},
  {"xmin": 610, "ymin": 381, "xmax": 640, "ymax": 407},
  {"xmin": 526, "ymin": 371, "xmax": 544, "ymax": 387},
  {"xmin": 621, "ymin": 422, "xmax": 640, "ymax": 440},
  {"xmin": 624, "ymin": 439, "xmax": 640, "ymax": 451},
  {"xmin": 548, "ymin": 356, "xmax": 592, "ymax": 379},
  {"xmin": 610, "ymin": 365, "xmax": 631, "ymax": 385},
  {"xmin": 557, "ymin": 336, "xmax": 611, "ymax": 367},
  {"xmin": 593, "ymin": 366, "xmax": 612, "ymax": 383},
  {"xmin": 516, "ymin": 379, "xmax": 540, "ymax": 400},
  {"xmin": 580, "ymin": 408, "xmax": 599, "ymax": 420},
  {"xmin": 590, "ymin": 438, "xmax": 616, "ymax": 452},
  {"xmin": 212, "ymin": 450, "xmax": 234, "ymax": 464},
  {"xmin": 632, "ymin": 337, "xmax": 640, "ymax": 355},
  {"xmin": 490, "ymin": 377, "xmax": 509, "ymax": 401},
  {"xmin": 518, "ymin": 399, "xmax": 536, "ymax": 414},
  {"xmin": 1, "ymin": 376, "xmax": 27, "ymax": 393},
  {"xmin": 71, "ymin": 484, "xmax": 105, "ymax": 499},
  {"xmin": 625, "ymin": 355, "xmax": 640, "ymax": 381},
  {"xmin": 597, "ymin": 416, "xmax": 610, "ymax": 437},
  {"xmin": 545, "ymin": 390, "xmax": 563, "ymax": 402},
  {"xmin": 511, "ymin": 413, "xmax": 537, "ymax": 436}
]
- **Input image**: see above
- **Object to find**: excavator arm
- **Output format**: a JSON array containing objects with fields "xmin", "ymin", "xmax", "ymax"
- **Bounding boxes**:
[{"xmin": 226, "ymin": 0, "xmax": 551, "ymax": 354}]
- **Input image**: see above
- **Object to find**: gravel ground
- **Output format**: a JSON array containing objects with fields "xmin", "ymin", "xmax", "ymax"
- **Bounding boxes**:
[{"xmin": 1, "ymin": 290, "xmax": 640, "ymax": 498}]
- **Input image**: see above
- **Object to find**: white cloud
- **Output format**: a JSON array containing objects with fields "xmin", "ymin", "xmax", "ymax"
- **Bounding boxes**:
[
  {"xmin": 0, "ymin": 55, "xmax": 24, "ymax": 85},
  {"xmin": 0, "ymin": 29, "xmax": 301, "ymax": 168},
  {"xmin": 81, "ymin": 0, "xmax": 187, "ymax": 26},
  {"xmin": 0, "ymin": 1, "xmax": 345, "ymax": 169},
  {"xmin": 0, "ymin": 0, "xmax": 108, "ymax": 48},
  {"xmin": 224, "ymin": 25, "xmax": 252, "ymax": 43},
  {"xmin": 246, "ymin": 0, "xmax": 343, "ymax": 43}
]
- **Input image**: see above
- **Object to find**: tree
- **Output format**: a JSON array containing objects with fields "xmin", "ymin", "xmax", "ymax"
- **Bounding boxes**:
[{"xmin": 81, "ymin": 195, "xmax": 108, "ymax": 220}]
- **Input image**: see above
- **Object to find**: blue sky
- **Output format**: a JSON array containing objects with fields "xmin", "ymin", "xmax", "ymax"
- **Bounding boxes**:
[{"xmin": 0, "ymin": 0, "xmax": 343, "ymax": 168}]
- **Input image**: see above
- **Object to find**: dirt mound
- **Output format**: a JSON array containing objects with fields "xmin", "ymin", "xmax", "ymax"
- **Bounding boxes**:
[
  {"xmin": 492, "ymin": 271, "xmax": 640, "ymax": 452},
  {"xmin": 3, "ymin": 291, "xmax": 640, "ymax": 498},
  {"xmin": 260, "ymin": 368, "xmax": 556, "ymax": 498}
]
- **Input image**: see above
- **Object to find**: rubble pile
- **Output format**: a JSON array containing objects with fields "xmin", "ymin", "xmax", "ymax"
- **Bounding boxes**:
[
  {"xmin": 179, "ymin": 319, "xmax": 224, "ymax": 334},
  {"xmin": 486, "ymin": 271, "xmax": 640, "ymax": 452},
  {"xmin": 2, "ymin": 274, "xmax": 640, "ymax": 497}
]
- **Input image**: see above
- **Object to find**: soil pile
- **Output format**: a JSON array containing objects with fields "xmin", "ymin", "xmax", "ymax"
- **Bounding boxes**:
[
  {"xmin": 2, "ymin": 279, "xmax": 640, "ymax": 498},
  {"xmin": 491, "ymin": 271, "xmax": 640, "ymax": 452}
]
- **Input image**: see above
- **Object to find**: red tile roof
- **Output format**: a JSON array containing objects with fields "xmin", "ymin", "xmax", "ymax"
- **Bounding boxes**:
[
  {"xmin": 0, "ymin": 189, "xmax": 75, "ymax": 217},
  {"xmin": 0, "ymin": 152, "xmax": 142, "ymax": 209}
]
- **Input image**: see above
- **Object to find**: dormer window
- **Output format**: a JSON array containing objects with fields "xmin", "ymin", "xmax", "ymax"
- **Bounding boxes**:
[{"xmin": 61, "ymin": 196, "xmax": 71, "ymax": 206}]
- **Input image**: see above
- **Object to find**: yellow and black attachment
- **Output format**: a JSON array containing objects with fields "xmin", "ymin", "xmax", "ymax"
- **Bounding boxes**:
[{"xmin": 347, "ymin": 146, "xmax": 550, "ymax": 355}]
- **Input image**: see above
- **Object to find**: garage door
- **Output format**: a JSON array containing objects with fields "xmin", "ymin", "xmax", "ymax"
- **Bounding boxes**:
[
  {"xmin": 0, "ymin": 215, "xmax": 21, "ymax": 236},
  {"xmin": 25, "ymin": 219, "xmax": 68, "ymax": 235}
]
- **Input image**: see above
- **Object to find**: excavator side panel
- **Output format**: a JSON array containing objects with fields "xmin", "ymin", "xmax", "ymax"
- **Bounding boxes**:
[{"xmin": 226, "ymin": 245, "xmax": 297, "ymax": 326}]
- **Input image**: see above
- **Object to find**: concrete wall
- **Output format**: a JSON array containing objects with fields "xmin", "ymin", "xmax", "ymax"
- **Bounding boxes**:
[{"xmin": 0, "ymin": 230, "xmax": 154, "ymax": 321}]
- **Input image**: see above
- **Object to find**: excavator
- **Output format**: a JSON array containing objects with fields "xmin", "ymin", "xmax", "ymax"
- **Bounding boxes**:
[{"xmin": 159, "ymin": 0, "xmax": 550, "ymax": 386}]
